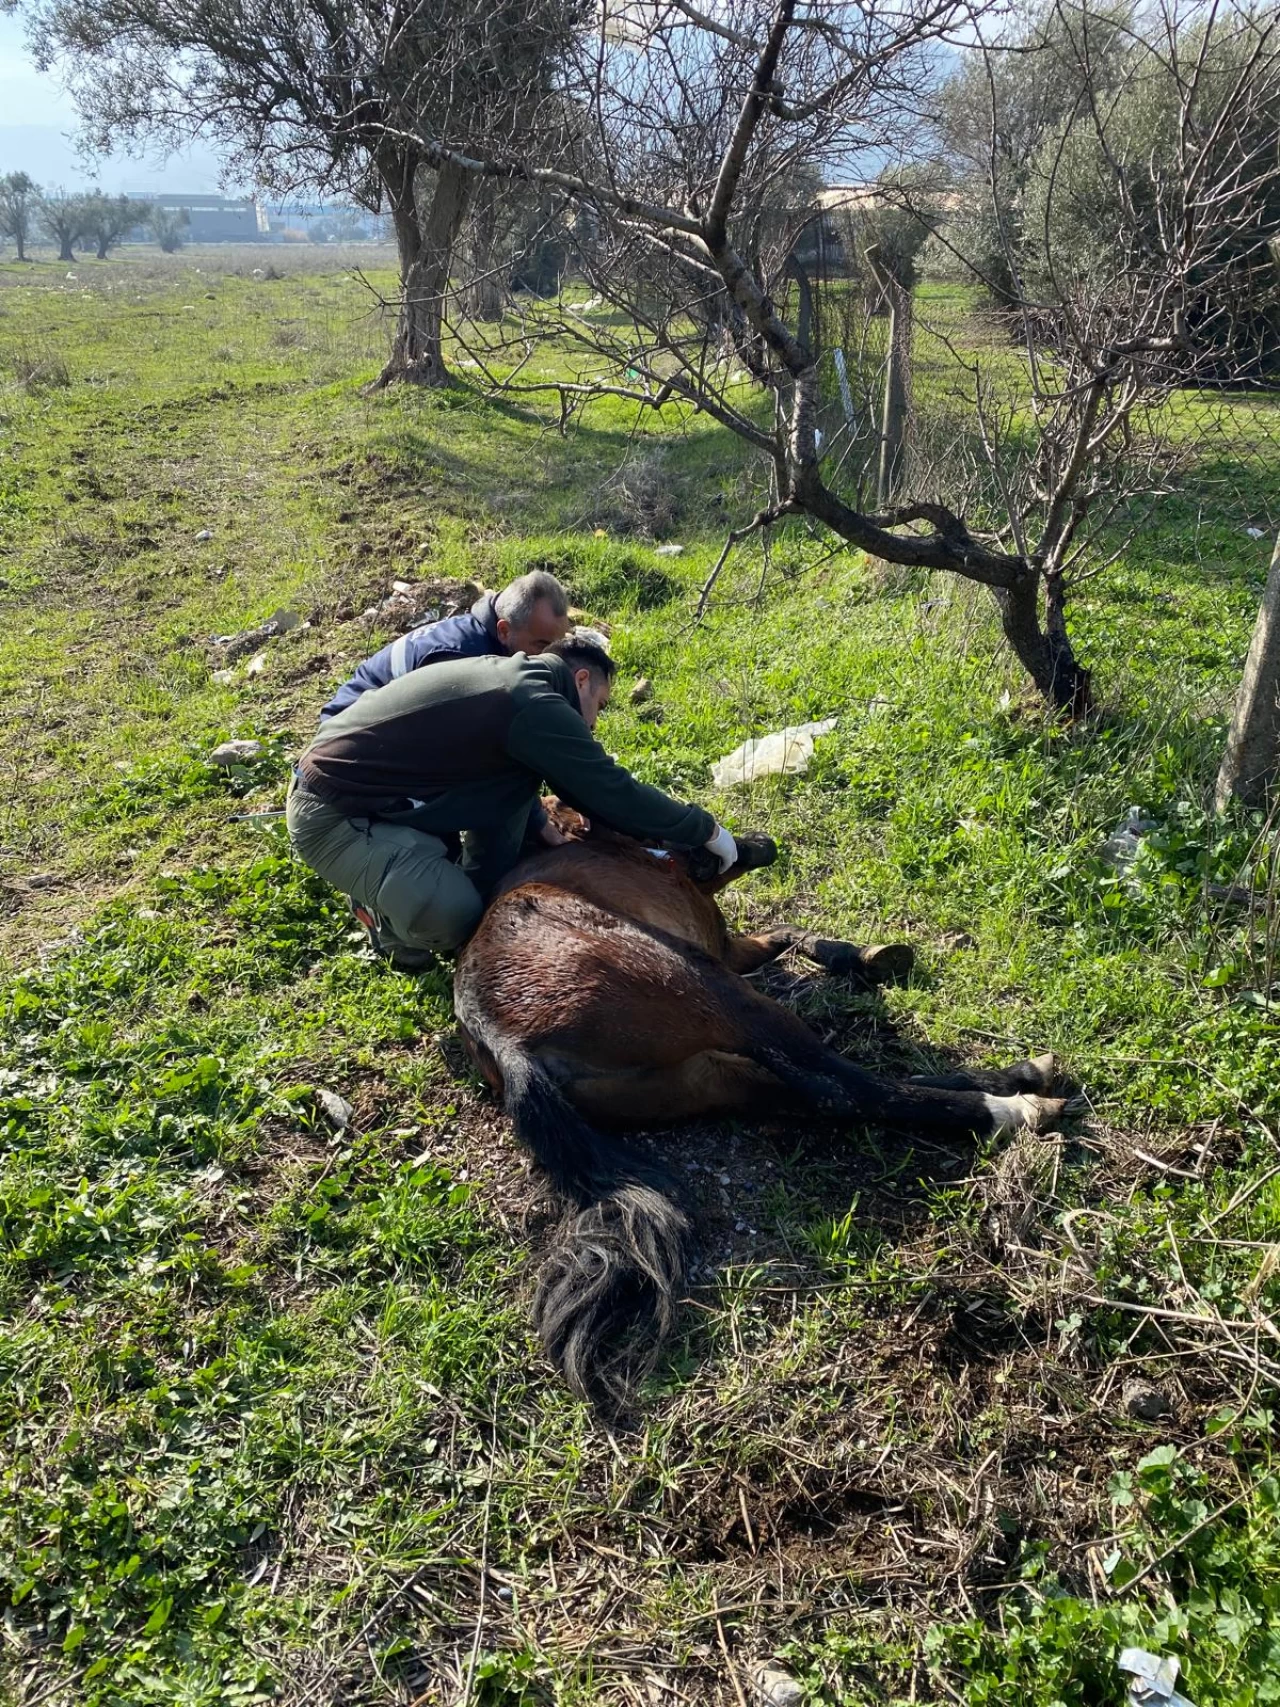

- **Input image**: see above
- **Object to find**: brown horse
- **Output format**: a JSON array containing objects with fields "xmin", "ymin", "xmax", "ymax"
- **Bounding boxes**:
[{"xmin": 454, "ymin": 818, "xmax": 1066, "ymax": 1407}]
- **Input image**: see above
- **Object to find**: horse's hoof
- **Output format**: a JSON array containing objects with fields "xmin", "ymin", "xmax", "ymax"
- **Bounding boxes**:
[
  {"xmin": 1005, "ymin": 1051, "xmax": 1059, "ymax": 1093},
  {"xmin": 806, "ymin": 938, "xmax": 913, "ymax": 981},
  {"xmin": 858, "ymin": 943, "xmax": 915, "ymax": 984},
  {"xmin": 987, "ymin": 1092, "xmax": 1068, "ymax": 1135},
  {"xmin": 733, "ymin": 832, "xmax": 778, "ymax": 871}
]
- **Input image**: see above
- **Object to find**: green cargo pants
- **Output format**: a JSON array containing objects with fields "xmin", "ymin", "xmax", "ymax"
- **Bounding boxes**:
[{"xmin": 286, "ymin": 780, "xmax": 529, "ymax": 958}]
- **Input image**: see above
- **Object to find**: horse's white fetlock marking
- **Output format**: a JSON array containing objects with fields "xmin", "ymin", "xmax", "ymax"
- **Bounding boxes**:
[{"xmin": 985, "ymin": 1092, "xmax": 1052, "ymax": 1135}]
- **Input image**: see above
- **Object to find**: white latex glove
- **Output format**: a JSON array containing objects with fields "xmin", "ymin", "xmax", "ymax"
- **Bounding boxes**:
[{"xmin": 704, "ymin": 822, "xmax": 738, "ymax": 874}]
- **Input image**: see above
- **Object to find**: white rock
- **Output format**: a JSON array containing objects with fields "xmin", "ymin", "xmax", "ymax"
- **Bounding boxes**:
[
  {"xmin": 654, "ymin": 542, "xmax": 684, "ymax": 556},
  {"xmin": 316, "ymin": 1088, "xmax": 354, "ymax": 1129},
  {"xmin": 195, "ymin": 529, "xmax": 214, "ymax": 541},
  {"xmin": 245, "ymin": 652, "xmax": 267, "ymax": 676},
  {"xmin": 748, "ymin": 1663, "xmax": 804, "ymax": 1707},
  {"xmin": 211, "ymin": 669, "xmax": 235, "ymax": 686},
  {"xmin": 209, "ymin": 738, "xmax": 264, "ymax": 765},
  {"xmin": 1246, "ymin": 527, "xmax": 1265, "ymax": 540}
]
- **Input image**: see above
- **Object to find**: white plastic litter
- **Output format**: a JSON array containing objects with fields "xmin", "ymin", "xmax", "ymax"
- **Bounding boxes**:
[
  {"xmin": 195, "ymin": 529, "xmax": 214, "ymax": 541},
  {"xmin": 316, "ymin": 1088, "xmax": 354, "ymax": 1130},
  {"xmin": 1246, "ymin": 527, "xmax": 1265, "ymax": 539},
  {"xmin": 1119, "ymin": 1649, "xmax": 1194, "ymax": 1707},
  {"xmin": 1100, "ymin": 806, "xmax": 1159, "ymax": 876},
  {"xmin": 654, "ymin": 542, "xmax": 684, "ymax": 556},
  {"xmin": 712, "ymin": 719, "xmax": 837, "ymax": 788}
]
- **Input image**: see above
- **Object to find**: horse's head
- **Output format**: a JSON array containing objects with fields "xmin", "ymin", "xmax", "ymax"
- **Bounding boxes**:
[{"xmin": 542, "ymin": 799, "xmax": 778, "ymax": 894}]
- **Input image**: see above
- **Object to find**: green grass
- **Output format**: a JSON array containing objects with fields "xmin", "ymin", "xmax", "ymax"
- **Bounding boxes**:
[{"xmin": 2, "ymin": 244, "xmax": 1280, "ymax": 1706}]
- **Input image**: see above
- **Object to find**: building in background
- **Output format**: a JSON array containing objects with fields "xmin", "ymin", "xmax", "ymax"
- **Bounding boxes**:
[{"xmin": 126, "ymin": 193, "xmax": 269, "ymax": 242}]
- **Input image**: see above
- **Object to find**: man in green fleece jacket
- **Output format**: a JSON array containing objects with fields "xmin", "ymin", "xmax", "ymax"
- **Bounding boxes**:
[{"xmin": 287, "ymin": 634, "xmax": 738, "ymax": 967}]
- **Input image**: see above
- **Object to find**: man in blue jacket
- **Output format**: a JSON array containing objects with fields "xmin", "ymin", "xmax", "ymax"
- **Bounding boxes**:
[{"xmin": 320, "ymin": 569, "xmax": 571, "ymax": 720}]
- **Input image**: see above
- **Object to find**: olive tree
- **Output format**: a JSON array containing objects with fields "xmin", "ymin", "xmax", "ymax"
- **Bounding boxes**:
[
  {"xmin": 6, "ymin": 0, "xmax": 581, "ymax": 386},
  {"xmin": 37, "ymin": 187, "xmax": 87, "ymax": 262},
  {"xmin": 0, "ymin": 171, "xmax": 39, "ymax": 261},
  {"xmin": 149, "ymin": 205, "xmax": 189, "ymax": 252},
  {"xmin": 79, "ymin": 191, "xmax": 146, "ymax": 258}
]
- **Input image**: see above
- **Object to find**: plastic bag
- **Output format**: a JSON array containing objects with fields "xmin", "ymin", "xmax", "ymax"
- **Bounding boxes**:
[{"xmin": 711, "ymin": 719, "xmax": 837, "ymax": 788}]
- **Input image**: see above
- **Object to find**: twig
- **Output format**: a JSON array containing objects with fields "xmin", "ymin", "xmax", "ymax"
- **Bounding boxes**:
[
  {"xmin": 1201, "ymin": 1161, "xmax": 1280, "ymax": 1232},
  {"xmin": 1117, "ymin": 1489, "xmax": 1248, "ymax": 1594},
  {"xmin": 714, "ymin": 1600, "xmax": 750, "ymax": 1707},
  {"xmin": 459, "ymin": 1385, "xmax": 502, "ymax": 1707},
  {"xmin": 689, "ymin": 504, "xmax": 793, "ymax": 626}
]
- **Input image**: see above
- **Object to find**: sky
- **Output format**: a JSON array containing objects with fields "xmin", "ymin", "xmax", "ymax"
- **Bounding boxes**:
[{"xmin": 0, "ymin": 13, "xmax": 234, "ymax": 192}]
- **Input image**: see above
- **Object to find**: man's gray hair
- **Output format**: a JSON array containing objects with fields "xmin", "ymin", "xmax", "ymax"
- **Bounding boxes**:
[{"xmin": 494, "ymin": 569, "xmax": 569, "ymax": 628}]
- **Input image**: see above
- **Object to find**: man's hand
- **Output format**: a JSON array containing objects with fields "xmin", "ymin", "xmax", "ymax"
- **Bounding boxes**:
[{"xmin": 703, "ymin": 823, "xmax": 738, "ymax": 873}]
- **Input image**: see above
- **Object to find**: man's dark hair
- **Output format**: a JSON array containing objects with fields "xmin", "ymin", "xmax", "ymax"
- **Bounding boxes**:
[{"xmin": 546, "ymin": 636, "xmax": 617, "ymax": 684}]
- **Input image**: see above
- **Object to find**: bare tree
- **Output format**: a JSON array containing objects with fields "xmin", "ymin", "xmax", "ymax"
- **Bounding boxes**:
[
  {"xmin": 373, "ymin": 0, "xmax": 1278, "ymax": 714},
  {"xmin": 37, "ymin": 187, "xmax": 87, "ymax": 262},
  {"xmin": 0, "ymin": 171, "xmax": 39, "ymax": 261},
  {"xmin": 6, "ymin": 0, "xmax": 581, "ymax": 386}
]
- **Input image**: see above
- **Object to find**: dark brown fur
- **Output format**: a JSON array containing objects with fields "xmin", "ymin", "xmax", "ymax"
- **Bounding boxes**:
[{"xmin": 454, "ymin": 819, "xmax": 1062, "ymax": 1408}]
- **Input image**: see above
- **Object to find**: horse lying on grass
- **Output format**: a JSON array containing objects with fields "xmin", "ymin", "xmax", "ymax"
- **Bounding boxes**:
[{"xmin": 454, "ymin": 817, "xmax": 1068, "ymax": 1409}]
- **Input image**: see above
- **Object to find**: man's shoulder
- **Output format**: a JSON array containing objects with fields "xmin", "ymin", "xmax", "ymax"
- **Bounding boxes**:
[
  {"xmin": 407, "ymin": 608, "xmax": 497, "ymax": 658},
  {"xmin": 508, "ymin": 651, "xmax": 573, "ymax": 696}
]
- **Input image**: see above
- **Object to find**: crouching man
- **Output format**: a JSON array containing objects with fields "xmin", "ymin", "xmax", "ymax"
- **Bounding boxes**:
[{"xmin": 287, "ymin": 635, "xmax": 738, "ymax": 968}]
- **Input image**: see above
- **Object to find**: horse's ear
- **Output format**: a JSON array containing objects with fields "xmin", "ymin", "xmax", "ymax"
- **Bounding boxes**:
[{"xmin": 544, "ymin": 798, "xmax": 590, "ymax": 839}]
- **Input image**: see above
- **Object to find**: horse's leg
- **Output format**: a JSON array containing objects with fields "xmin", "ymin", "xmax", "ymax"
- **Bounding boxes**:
[
  {"xmin": 724, "ymin": 927, "xmax": 914, "ymax": 984},
  {"xmin": 908, "ymin": 1053, "xmax": 1060, "ymax": 1095},
  {"xmin": 567, "ymin": 1052, "xmax": 778, "ymax": 1125},
  {"xmin": 727, "ymin": 989, "xmax": 1063, "ymax": 1137}
]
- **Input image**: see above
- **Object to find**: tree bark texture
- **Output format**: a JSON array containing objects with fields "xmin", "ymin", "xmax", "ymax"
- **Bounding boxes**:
[
  {"xmin": 1215, "ymin": 530, "xmax": 1280, "ymax": 811},
  {"xmin": 458, "ymin": 186, "xmax": 507, "ymax": 323},
  {"xmin": 995, "ymin": 573, "xmax": 1092, "ymax": 717},
  {"xmin": 373, "ymin": 156, "xmax": 474, "ymax": 390},
  {"xmin": 877, "ymin": 279, "xmax": 910, "ymax": 506}
]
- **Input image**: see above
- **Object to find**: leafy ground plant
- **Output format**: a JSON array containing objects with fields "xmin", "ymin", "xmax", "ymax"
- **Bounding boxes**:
[{"xmin": 1, "ymin": 244, "xmax": 1279, "ymax": 1705}]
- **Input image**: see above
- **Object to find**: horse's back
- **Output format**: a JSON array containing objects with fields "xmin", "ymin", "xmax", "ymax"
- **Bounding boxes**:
[{"xmin": 487, "ymin": 838, "xmax": 726, "ymax": 957}]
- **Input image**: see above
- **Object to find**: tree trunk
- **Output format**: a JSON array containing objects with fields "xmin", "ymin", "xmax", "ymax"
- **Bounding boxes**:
[
  {"xmin": 993, "ymin": 572, "xmax": 1092, "ymax": 717},
  {"xmin": 372, "ymin": 156, "xmax": 474, "ymax": 390},
  {"xmin": 798, "ymin": 466, "xmax": 1093, "ymax": 716},
  {"xmin": 96, "ymin": 239, "xmax": 109, "ymax": 260},
  {"xmin": 877, "ymin": 280, "xmax": 910, "ymax": 505},
  {"xmin": 15, "ymin": 232, "xmax": 26, "ymax": 262},
  {"xmin": 458, "ymin": 186, "xmax": 507, "ymax": 322},
  {"xmin": 865, "ymin": 245, "xmax": 910, "ymax": 506},
  {"xmin": 1215, "ymin": 529, "xmax": 1280, "ymax": 811},
  {"xmin": 58, "ymin": 237, "xmax": 75, "ymax": 263}
]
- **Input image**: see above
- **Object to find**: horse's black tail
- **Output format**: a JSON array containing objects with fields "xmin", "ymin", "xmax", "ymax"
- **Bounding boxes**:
[{"xmin": 465, "ymin": 1019, "xmax": 691, "ymax": 1410}]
